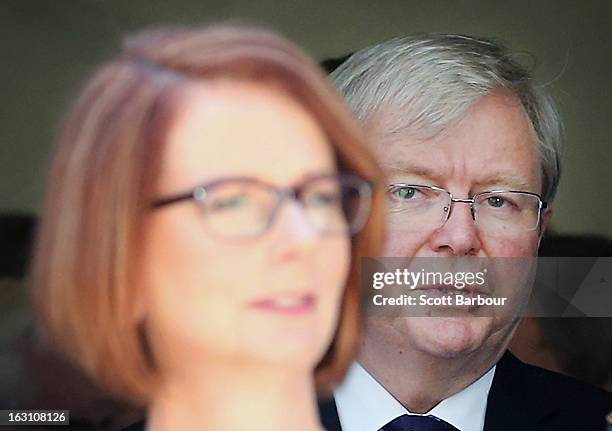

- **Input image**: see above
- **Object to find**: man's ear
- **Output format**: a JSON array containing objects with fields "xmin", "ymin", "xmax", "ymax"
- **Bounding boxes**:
[{"xmin": 538, "ymin": 206, "xmax": 553, "ymax": 247}]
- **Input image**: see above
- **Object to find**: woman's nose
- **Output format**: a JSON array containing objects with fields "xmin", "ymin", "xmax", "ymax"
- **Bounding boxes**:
[{"xmin": 271, "ymin": 199, "xmax": 320, "ymax": 255}]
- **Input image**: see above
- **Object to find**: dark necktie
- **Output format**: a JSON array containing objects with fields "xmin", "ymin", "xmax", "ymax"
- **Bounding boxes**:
[{"xmin": 381, "ymin": 414, "xmax": 459, "ymax": 431}]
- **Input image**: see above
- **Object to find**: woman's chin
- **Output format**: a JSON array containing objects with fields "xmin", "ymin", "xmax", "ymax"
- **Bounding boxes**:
[{"xmin": 244, "ymin": 330, "xmax": 329, "ymax": 367}]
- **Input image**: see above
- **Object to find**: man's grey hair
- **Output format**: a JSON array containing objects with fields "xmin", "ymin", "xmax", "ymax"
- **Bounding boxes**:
[{"xmin": 331, "ymin": 34, "xmax": 563, "ymax": 202}]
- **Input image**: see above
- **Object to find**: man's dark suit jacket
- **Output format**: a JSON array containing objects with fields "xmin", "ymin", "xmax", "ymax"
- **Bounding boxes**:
[{"xmin": 123, "ymin": 352, "xmax": 611, "ymax": 431}]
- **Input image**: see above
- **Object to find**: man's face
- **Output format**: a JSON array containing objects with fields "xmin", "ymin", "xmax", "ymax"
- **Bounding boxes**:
[{"xmin": 365, "ymin": 91, "xmax": 552, "ymax": 359}]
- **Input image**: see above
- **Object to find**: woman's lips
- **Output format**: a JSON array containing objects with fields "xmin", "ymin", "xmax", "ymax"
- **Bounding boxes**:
[{"xmin": 248, "ymin": 293, "xmax": 316, "ymax": 315}]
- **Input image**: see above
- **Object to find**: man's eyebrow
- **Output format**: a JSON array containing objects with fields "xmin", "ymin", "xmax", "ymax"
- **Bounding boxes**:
[
  {"xmin": 385, "ymin": 165, "xmax": 534, "ymax": 191},
  {"xmin": 474, "ymin": 174, "xmax": 532, "ymax": 190},
  {"xmin": 383, "ymin": 163, "xmax": 444, "ymax": 183}
]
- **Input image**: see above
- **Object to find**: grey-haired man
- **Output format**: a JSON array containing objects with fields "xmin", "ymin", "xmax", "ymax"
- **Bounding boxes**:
[{"xmin": 320, "ymin": 34, "xmax": 611, "ymax": 431}]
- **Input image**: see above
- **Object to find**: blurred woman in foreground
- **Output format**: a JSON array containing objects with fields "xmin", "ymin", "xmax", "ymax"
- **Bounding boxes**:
[{"xmin": 30, "ymin": 24, "xmax": 384, "ymax": 430}]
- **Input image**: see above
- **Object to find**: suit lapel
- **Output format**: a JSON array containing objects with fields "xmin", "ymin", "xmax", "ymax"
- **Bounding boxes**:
[
  {"xmin": 318, "ymin": 396, "xmax": 343, "ymax": 431},
  {"xmin": 483, "ymin": 351, "xmax": 557, "ymax": 431}
]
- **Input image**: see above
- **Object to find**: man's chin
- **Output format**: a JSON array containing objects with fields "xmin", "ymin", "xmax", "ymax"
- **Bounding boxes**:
[{"xmin": 393, "ymin": 316, "xmax": 494, "ymax": 358}]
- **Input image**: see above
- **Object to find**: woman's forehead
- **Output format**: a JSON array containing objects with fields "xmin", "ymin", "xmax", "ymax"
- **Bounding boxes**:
[{"xmin": 157, "ymin": 80, "xmax": 336, "ymax": 193}]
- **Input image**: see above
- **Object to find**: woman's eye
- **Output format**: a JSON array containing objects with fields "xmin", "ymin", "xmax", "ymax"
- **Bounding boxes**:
[
  {"xmin": 209, "ymin": 195, "xmax": 248, "ymax": 211},
  {"xmin": 309, "ymin": 191, "xmax": 340, "ymax": 206}
]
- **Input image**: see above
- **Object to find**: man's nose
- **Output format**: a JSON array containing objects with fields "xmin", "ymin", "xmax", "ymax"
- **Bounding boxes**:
[{"xmin": 428, "ymin": 200, "xmax": 481, "ymax": 256}]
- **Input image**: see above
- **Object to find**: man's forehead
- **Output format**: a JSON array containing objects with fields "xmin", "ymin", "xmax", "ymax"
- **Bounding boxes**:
[{"xmin": 369, "ymin": 92, "xmax": 541, "ymax": 190}]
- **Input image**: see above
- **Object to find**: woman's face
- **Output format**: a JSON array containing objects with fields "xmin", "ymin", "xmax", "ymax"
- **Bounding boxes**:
[{"xmin": 139, "ymin": 80, "xmax": 351, "ymax": 374}]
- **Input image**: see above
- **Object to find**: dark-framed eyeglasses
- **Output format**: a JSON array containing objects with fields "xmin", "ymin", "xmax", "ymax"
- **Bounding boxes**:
[
  {"xmin": 152, "ymin": 173, "xmax": 373, "ymax": 240},
  {"xmin": 387, "ymin": 183, "xmax": 547, "ymax": 235}
]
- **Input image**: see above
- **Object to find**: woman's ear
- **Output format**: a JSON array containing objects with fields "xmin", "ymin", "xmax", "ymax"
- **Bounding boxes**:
[
  {"xmin": 130, "ymin": 266, "xmax": 149, "ymax": 323},
  {"xmin": 132, "ymin": 289, "xmax": 148, "ymax": 323}
]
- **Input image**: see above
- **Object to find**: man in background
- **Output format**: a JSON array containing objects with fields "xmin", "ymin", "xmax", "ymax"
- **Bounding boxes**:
[{"xmin": 322, "ymin": 34, "xmax": 611, "ymax": 431}]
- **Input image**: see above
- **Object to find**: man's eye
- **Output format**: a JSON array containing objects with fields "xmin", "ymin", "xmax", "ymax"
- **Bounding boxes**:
[
  {"xmin": 486, "ymin": 196, "xmax": 506, "ymax": 208},
  {"xmin": 393, "ymin": 187, "xmax": 416, "ymax": 199}
]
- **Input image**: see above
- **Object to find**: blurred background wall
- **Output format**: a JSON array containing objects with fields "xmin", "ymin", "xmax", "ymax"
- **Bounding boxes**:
[{"xmin": 2, "ymin": 0, "xmax": 612, "ymax": 237}]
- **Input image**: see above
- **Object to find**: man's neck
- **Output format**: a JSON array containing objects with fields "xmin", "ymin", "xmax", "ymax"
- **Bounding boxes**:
[{"xmin": 359, "ymin": 342, "xmax": 504, "ymax": 413}]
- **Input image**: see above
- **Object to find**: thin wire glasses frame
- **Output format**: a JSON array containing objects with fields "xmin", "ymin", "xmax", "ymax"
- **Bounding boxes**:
[
  {"xmin": 387, "ymin": 183, "xmax": 548, "ymax": 232},
  {"xmin": 152, "ymin": 173, "xmax": 373, "ymax": 239}
]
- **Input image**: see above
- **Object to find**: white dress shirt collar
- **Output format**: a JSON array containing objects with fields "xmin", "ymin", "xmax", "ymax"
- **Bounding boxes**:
[{"xmin": 334, "ymin": 361, "xmax": 496, "ymax": 431}]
